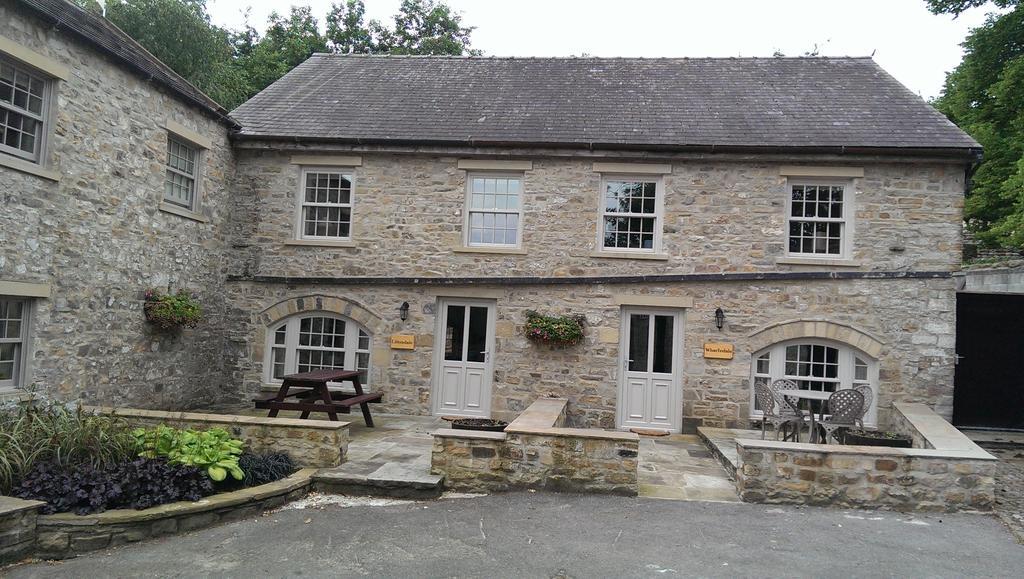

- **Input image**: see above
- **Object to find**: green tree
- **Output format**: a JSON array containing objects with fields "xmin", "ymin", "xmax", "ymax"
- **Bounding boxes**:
[
  {"xmin": 930, "ymin": 0, "xmax": 1024, "ymax": 247},
  {"xmin": 324, "ymin": 0, "xmax": 479, "ymax": 55},
  {"xmin": 101, "ymin": 0, "xmax": 249, "ymax": 109}
]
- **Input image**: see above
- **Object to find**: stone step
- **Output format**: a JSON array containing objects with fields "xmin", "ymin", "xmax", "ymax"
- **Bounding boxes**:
[{"xmin": 313, "ymin": 467, "xmax": 444, "ymax": 500}]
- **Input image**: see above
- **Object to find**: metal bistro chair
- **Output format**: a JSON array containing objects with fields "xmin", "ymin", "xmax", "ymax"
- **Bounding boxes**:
[
  {"xmin": 755, "ymin": 381, "xmax": 803, "ymax": 441},
  {"xmin": 770, "ymin": 379, "xmax": 808, "ymax": 441},
  {"xmin": 853, "ymin": 384, "xmax": 874, "ymax": 428},
  {"xmin": 815, "ymin": 389, "xmax": 865, "ymax": 444}
]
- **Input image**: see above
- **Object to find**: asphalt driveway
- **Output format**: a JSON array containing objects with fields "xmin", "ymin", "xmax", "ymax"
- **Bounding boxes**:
[{"xmin": 7, "ymin": 492, "xmax": 1023, "ymax": 578}]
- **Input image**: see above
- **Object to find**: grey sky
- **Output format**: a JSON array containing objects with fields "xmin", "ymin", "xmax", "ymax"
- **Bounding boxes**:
[{"xmin": 206, "ymin": 0, "xmax": 998, "ymax": 100}]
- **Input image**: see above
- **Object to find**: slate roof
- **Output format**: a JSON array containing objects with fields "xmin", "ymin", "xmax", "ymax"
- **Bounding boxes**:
[
  {"xmin": 232, "ymin": 55, "xmax": 979, "ymax": 155},
  {"xmin": 16, "ymin": 0, "xmax": 237, "ymax": 126}
]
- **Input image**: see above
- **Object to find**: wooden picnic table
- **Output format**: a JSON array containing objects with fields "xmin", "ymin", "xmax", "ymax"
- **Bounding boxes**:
[{"xmin": 253, "ymin": 369, "xmax": 382, "ymax": 426}]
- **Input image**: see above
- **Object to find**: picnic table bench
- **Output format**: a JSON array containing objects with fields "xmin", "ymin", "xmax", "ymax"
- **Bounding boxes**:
[{"xmin": 253, "ymin": 369, "xmax": 382, "ymax": 426}]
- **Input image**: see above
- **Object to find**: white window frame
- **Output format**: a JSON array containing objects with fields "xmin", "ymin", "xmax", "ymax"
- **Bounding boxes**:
[
  {"xmin": 264, "ymin": 313, "xmax": 372, "ymax": 389},
  {"xmin": 163, "ymin": 134, "xmax": 202, "ymax": 211},
  {"xmin": 784, "ymin": 179, "xmax": 854, "ymax": 259},
  {"xmin": 749, "ymin": 338, "xmax": 879, "ymax": 427},
  {"xmin": 463, "ymin": 172, "xmax": 525, "ymax": 249},
  {"xmin": 0, "ymin": 54, "xmax": 52, "ymax": 165},
  {"xmin": 597, "ymin": 175, "xmax": 664, "ymax": 254},
  {"xmin": 295, "ymin": 166, "xmax": 356, "ymax": 241},
  {"xmin": 0, "ymin": 297, "xmax": 31, "ymax": 391}
]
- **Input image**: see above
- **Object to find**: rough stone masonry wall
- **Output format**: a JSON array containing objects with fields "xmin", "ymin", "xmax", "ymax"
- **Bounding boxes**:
[
  {"xmin": 0, "ymin": 497, "xmax": 44, "ymax": 565},
  {"xmin": 224, "ymin": 147, "xmax": 963, "ymax": 429},
  {"xmin": 432, "ymin": 431, "xmax": 638, "ymax": 495},
  {"xmin": 1, "ymin": 7, "xmax": 234, "ymax": 409},
  {"xmin": 227, "ymin": 276, "xmax": 956, "ymax": 431},
  {"xmin": 89, "ymin": 407, "xmax": 350, "ymax": 468}
]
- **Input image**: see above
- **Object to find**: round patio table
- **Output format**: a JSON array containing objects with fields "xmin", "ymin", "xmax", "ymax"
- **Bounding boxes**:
[{"xmin": 776, "ymin": 389, "xmax": 832, "ymax": 444}]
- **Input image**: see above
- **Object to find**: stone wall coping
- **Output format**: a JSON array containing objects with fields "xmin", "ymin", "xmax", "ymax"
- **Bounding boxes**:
[
  {"xmin": 86, "ymin": 406, "xmax": 351, "ymax": 432},
  {"xmin": 512, "ymin": 426, "xmax": 640, "ymax": 442},
  {"xmin": 506, "ymin": 397, "xmax": 568, "ymax": 429},
  {"xmin": 431, "ymin": 428, "xmax": 508, "ymax": 440},
  {"xmin": 735, "ymin": 438, "xmax": 996, "ymax": 461},
  {"xmin": 37, "ymin": 468, "xmax": 316, "ymax": 527},
  {"xmin": 894, "ymin": 402, "xmax": 991, "ymax": 455},
  {"xmin": 0, "ymin": 496, "xmax": 46, "ymax": 516}
]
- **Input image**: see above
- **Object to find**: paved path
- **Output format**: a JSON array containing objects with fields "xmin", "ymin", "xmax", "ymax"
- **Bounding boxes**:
[
  {"xmin": 638, "ymin": 434, "xmax": 738, "ymax": 502},
  {"xmin": 968, "ymin": 431, "xmax": 1024, "ymax": 544},
  {"xmin": 8, "ymin": 492, "xmax": 1021, "ymax": 578}
]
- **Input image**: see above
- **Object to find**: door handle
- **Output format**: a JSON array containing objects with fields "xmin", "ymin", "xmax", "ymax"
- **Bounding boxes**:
[{"xmin": 481, "ymin": 350, "xmax": 490, "ymax": 363}]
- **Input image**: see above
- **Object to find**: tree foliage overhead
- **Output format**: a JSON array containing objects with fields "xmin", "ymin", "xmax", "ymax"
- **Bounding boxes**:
[
  {"xmin": 75, "ymin": 0, "xmax": 478, "ymax": 110},
  {"xmin": 930, "ymin": 0, "xmax": 1024, "ymax": 248}
]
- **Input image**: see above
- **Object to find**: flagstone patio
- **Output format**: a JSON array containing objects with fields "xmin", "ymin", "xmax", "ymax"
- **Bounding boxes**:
[{"xmin": 636, "ymin": 434, "xmax": 740, "ymax": 502}]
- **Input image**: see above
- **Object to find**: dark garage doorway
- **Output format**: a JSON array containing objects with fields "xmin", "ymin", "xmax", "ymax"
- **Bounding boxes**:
[{"xmin": 954, "ymin": 293, "xmax": 1024, "ymax": 430}]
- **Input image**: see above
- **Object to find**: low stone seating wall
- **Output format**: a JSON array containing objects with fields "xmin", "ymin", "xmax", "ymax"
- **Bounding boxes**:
[
  {"xmin": 87, "ymin": 407, "xmax": 350, "ymax": 468},
  {"xmin": 431, "ymin": 398, "xmax": 639, "ymax": 495},
  {"xmin": 734, "ymin": 403, "xmax": 997, "ymax": 512}
]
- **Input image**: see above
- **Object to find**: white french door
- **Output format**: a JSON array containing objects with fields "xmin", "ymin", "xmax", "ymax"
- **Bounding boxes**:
[
  {"xmin": 617, "ymin": 308, "xmax": 683, "ymax": 432},
  {"xmin": 432, "ymin": 299, "xmax": 496, "ymax": 417}
]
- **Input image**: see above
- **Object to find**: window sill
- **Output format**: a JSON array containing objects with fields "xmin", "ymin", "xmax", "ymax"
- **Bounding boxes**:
[
  {"xmin": 590, "ymin": 251, "xmax": 670, "ymax": 261},
  {"xmin": 776, "ymin": 256, "xmax": 862, "ymax": 267},
  {"xmin": 159, "ymin": 202, "xmax": 209, "ymax": 223},
  {"xmin": 0, "ymin": 154, "xmax": 60, "ymax": 181},
  {"xmin": 454, "ymin": 246, "xmax": 528, "ymax": 255},
  {"xmin": 284, "ymin": 239, "xmax": 357, "ymax": 248}
]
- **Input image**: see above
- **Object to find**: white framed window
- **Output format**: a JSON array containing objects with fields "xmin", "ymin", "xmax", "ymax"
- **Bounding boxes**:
[
  {"xmin": 599, "ymin": 177, "xmax": 662, "ymax": 252},
  {"xmin": 464, "ymin": 173, "xmax": 523, "ymax": 247},
  {"xmin": 0, "ymin": 297, "xmax": 30, "ymax": 390},
  {"xmin": 0, "ymin": 56, "xmax": 50, "ymax": 164},
  {"xmin": 297, "ymin": 168, "xmax": 354, "ymax": 240},
  {"xmin": 749, "ymin": 339, "xmax": 879, "ymax": 426},
  {"xmin": 786, "ymin": 181, "xmax": 853, "ymax": 257},
  {"xmin": 265, "ymin": 314, "xmax": 371, "ymax": 387},
  {"xmin": 164, "ymin": 135, "xmax": 200, "ymax": 210}
]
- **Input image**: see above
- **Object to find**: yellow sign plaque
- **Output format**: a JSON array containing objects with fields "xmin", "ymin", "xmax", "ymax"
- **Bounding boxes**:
[
  {"xmin": 703, "ymin": 342, "xmax": 734, "ymax": 360},
  {"xmin": 390, "ymin": 334, "xmax": 415, "ymax": 350}
]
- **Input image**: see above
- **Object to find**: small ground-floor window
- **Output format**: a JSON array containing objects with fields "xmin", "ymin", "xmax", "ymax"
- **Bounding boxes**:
[
  {"xmin": 750, "ymin": 339, "xmax": 878, "ymax": 426},
  {"xmin": 0, "ymin": 297, "xmax": 29, "ymax": 390},
  {"xmin": 265, "ymin": 314, "xmax": 371, "ymax": 387}
]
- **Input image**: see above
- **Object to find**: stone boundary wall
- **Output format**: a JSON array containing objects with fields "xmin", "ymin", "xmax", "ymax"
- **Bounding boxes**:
[
  {"xmin": 734, "ymin": 403, "xmax": 996, "ymax": 512},
  {"xmin": 431, "ymin": 398, "xmax": 639, "ymax": 495},
  {"xmin": 87, "ymin": 407, "xmax": 350, "ymax": 468},
  {"xmin": 32, "ymin": 469, "xmax": 315, "ymax": 560},
  {"xmin": 0, "ymin": 497, "xmax": 45, "ymax": 565}
]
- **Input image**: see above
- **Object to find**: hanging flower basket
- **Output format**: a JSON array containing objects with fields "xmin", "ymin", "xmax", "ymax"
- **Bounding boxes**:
[
  {"xmin": 144, "ymin": 289, "xmax": 202, "ymax": 330},
  {"xmin": 524, "ymin": 310, "xmax": 585, "ymax": 346}
]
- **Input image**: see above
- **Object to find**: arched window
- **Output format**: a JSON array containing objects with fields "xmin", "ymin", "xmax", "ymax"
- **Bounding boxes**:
[
  {"xmin": 265, "ymin": 314, "xmax": 371, "ymax": 387},
  {"xmin": 750, "ymin": 340, "xmax": 878, "ymax": 426}
]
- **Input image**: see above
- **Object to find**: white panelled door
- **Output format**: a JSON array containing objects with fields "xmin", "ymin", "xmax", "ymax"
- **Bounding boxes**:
[
  {"xmin": 432, "ymin": 299, "xmax": 496, "ymax": 417},
  {"xmin": 618, "ymin": 308, "xmax": 683, "ymax": 432}
]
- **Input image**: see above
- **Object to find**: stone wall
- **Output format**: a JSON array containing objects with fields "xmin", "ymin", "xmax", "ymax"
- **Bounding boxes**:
[
  {"xmin": 431, "ymin": 398, "xmax": 639, "ymax": 495},
  {"xmin": 89, "ymin": 407, "xmax": 350, "ymax": 468},
  {"xmin": 1, "ymin": 6, "xmax": 235, "ymax": 409},
  {"xmin": 226, "ymin": 275, "xmax": 957, "ymax": 431},
  {"xmin": 0, "ymin": 497, "xmax": 44, "ymax": 565},
  {"xmin": 733, "ymin": 404, "xmax": 997, "ymax": 512}
]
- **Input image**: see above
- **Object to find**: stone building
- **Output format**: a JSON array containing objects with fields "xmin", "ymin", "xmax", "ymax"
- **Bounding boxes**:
[{"xmin": 2, "ymin": 0, "xmax": 981, "ymax": 433}]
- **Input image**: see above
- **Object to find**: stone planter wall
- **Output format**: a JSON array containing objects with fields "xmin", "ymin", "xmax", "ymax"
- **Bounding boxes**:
[
  {"xmin": 32, "ymin": 469, "xmax": 315, "ymax": 560},
  {"xmin": 733, "ymin": 403, "xmax": 997, "ymax": 512},
  {"xmin": 0, "ymin": 497, "xmax": 45, "ymax": 565},
  {"xmin": 87, "ymin": 407, "xmax": 350, "ymax": 468},
  {"xmin": 432, "ymin": 398, "xmax": 639, "ymax": 495}
]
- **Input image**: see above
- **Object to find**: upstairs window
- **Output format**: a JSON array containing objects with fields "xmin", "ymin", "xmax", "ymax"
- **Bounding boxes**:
[
  {"xmin": 601, "ymin": 178, "xmax": 661, "ymax": 252},
  {"xmin": 465, "ymin": 174, "xmax": 523, "ymax": 247},
  {"xmin": 164, "ymin": 136, "xmax": 199, "ymax": 210},
  {"xmin": 0, "ymin": 57, "xmax": 49, "ymax": 163},
  {"xmin": 299, "ymin": 169, "xmax": 353, "ymax": 240},
  {"xmin": 787, "ymin": 182, "xmax": 851, "ymax": 257}
]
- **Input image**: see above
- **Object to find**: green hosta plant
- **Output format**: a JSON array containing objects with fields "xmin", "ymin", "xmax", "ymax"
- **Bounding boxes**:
[
  {"xmin": 524, "ymin": 310, "xmax": 586, "ymax": 346},
  {"xmin": 143, "ymin": 289, "xmax": 202, "ymax": 329},
  {"xmin": 134, "ymin": 426, "xmax": 244, "ymax": 482}
]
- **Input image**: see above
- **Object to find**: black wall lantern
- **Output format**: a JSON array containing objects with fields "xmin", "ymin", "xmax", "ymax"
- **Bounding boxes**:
[
  {"xmin": 399, "ymin": 301, "xmax": 410, "ymax": 321},
  {"xmin": 714, "ymin": 308, "xmax": 725, "ymax": 331}
]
